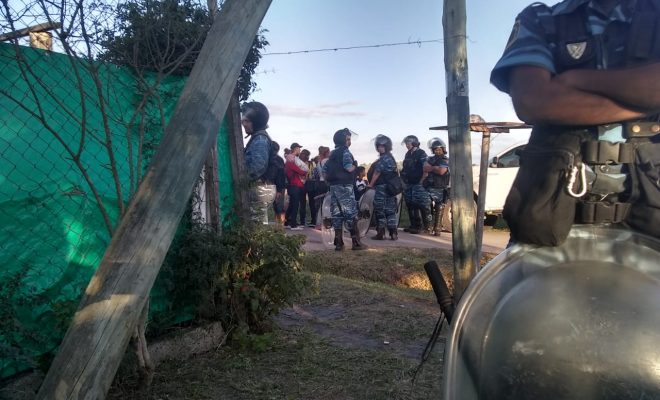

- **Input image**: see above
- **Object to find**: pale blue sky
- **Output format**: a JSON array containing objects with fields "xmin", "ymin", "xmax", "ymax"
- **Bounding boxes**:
[{"xmin": 251, "ymin": 0, "xmax": 543, "ymax": 164}]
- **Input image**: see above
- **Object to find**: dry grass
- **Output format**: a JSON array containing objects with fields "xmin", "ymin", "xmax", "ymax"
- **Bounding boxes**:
[{"xmin": 106, "ymin": 247, "xmax": 494, "ymax": 400}]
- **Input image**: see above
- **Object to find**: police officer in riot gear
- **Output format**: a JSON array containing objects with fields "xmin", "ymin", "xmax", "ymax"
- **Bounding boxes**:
[
  {"xmin": 322, "ymin": 128, "xmax": 368, "ymax": 251},
  {"xmin": 492, "ymin": 0, "xmax": 660, "ymax": 244},
  {"xmin": 449, "ymin": 0, "xmax": 660, "ymax": 398},
  {"xmin": 423, "ymin": 138, "xmax": 450, "ymax": 236},
  {"xmin": 400, "ymin": 135, "xmax": 432, "ymax": 234},
  {"xmin": 368, "ymin": 134, "xmax": 400, "ymax": 241}
]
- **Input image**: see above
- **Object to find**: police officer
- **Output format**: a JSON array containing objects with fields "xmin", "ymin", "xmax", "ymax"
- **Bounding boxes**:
[
  {"xmin": 368, "ymin": 135, "xmax": 400, "ymax": 241},
  {"xmin": 423, "ymin": 138, "xmax": 450, "ymax": 236},
  {"xmin": 322, "ymin": 128, "xmax": 368, "ymax": 251},
  {"xmin": 242, "ymin": 101, "xmax": 276, "ymax": 224},
  {"xmin": 400, "ymin": 135, "xmax": 432, "ymax": 234},
  {"xmin": 492, "ymin": 0, "xmax": 660, "ymax": 245}
]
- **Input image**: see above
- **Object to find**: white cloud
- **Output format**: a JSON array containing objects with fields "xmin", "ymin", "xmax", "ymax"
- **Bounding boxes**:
[{"xmin": 269, "ymin": 102, "xmax": 367, "ymax": 119}]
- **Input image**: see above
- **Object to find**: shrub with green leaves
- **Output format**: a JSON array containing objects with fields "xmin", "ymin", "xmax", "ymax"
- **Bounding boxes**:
[{"xmin": 166, "ymin": 222, "xmax": 309, "ymax": 338}]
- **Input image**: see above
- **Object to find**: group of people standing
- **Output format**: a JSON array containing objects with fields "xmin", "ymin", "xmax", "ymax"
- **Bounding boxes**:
[
  {"xmin": 366, "ymin": 134, "xmax": 450, "ymax": 241},
  {"xmin": 241, "ymin": 101, "xmax": 451, "ymax": 251},
  {"xmin": 278, "ymin": 142, "xmax": 331, "ymax": 230}
]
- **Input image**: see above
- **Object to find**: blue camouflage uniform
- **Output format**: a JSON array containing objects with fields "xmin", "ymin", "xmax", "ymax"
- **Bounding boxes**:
[
  {"xmin": 492, "ymin": 0, "xmax": 641, "ymax": 95},
  {"xmin": 323, "ymin": 147, "xmax": 359, "ymax": 231},
  {"xmin": 402, "ymin": 147, "xmax": 432, "ymax": 231},
  {"xmin": 373, "ymin": 153, "xmax": 399, "ymax": 230},
  {"xmin": 492, "ymin": 0, "xmax": 660, "ymax": 243},
  {"xmin": 424, "ymin": 154, "xmax": 450, "ymax": 205}
]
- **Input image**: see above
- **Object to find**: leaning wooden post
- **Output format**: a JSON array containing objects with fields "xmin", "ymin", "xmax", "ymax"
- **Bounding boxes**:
[
  {"xmin": 36, "ymin": 1, "xmax": 272, "ymax": 398},
  {"xmin": 443, "ymin": 0, "xmax": 477, "ymax": 300}
]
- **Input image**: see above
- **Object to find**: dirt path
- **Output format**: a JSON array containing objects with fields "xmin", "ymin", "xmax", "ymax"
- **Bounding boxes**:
[{"xmin": 291, "ymin": 225, "xmax": 509, "ymax": 253}]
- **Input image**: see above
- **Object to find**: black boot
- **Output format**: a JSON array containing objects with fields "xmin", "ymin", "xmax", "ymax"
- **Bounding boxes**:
[
  {"xmin": 371, "ymin": 227, "xmax": 385, "ymax": 240},
  {"xmin": 407, "ymin": 206, "xmax": 422, "ymax": 233},
  {"xmin": 389, "ymin": 227, "xmax": 398, "ymax": 241},
  {"xmin": 421, "ymin": 209, "xmax": 432, "ymax": 234},
  {"xmin": 350, "ymin": 226, "xmax": 368, "ymax": 250},
  {"xmin": 433, "ymin": 205, "xmax": 443, "ymax": 236},
  {"xmin": 404, "ymin": 205, "xmax": 416, "ymax": 232},
  {"xmin": 334, "ymin": 230, "xmax": 344, "ymax": 251}
]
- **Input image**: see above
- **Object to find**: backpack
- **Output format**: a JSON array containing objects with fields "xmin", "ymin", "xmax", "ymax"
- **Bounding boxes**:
[{"xmin": 262, "ymin": 146, "xmax": 283, "ymax": 184}]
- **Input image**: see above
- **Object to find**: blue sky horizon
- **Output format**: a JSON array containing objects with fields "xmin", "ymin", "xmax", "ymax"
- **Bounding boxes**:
[{"xmin": 250, "ymin": 0, "xmax": 544, "ymax": 165}]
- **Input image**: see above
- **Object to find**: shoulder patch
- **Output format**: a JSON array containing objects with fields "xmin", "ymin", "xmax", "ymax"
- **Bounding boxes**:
[{"xmin": 505, "ymin": 19, "xmax": 521, "ymax": 50}]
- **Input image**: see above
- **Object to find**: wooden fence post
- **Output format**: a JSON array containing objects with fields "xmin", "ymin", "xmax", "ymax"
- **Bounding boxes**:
[
  {"xmin": 443, "ymin": 0, "xmax": 477, "ymax": 300},
  {"xmin": 35, "ymin": 1, "xmax": 272, "ymax": 398},
  {"xmin": 204, "ymin": 145, "xmax": 221, "ymax": 231},
  {"xmin": 226, "ymin": 90, "xmax": 250, "ymax": 220},
  {"xmin": 475, "ymin": 131, "xmax": 490, "ymax": 267}
]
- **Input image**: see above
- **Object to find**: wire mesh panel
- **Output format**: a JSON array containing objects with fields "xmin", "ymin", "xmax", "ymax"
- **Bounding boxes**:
[{"xmin": 0, "ymin": 42, "xmax": 233, "ymax": 378}]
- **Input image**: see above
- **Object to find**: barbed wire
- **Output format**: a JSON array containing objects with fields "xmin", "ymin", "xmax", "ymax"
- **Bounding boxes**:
[{"xmin": 263, "ymin": 38, "xmax": 444, "ymax": 56}]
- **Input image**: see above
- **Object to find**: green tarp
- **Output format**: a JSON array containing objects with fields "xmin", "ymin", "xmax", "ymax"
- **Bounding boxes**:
[{"xmin": 0, "ymin": 43, "xmax": 235, "ymax": 378}]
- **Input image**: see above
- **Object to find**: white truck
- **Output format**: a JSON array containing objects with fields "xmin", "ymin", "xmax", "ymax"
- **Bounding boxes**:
[
  {"xmin": 472, "ymin": 141, "xmax": 526, "ymax": 218},
  {"xmin": 439, "ymin": 141, "xmax": 526, "ymax": 231}
]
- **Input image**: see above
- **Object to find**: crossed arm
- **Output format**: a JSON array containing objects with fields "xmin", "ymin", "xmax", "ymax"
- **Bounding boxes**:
[
  {"xmin": 508, "ymin": 63, "xmax": 660, "ymax": 125},
  {"xmin": 423, "ymin": 163, "xmax": 448, "ymax": 175}
]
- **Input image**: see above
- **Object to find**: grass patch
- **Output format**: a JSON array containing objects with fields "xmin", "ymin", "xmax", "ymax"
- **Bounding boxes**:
[
  {"xmin": 303, "ymin": 247, "xmax": 455, "ymax": 292},
  {"xmin": 108, "ymin": 247, "xmax": 471, "ymax": 399}
]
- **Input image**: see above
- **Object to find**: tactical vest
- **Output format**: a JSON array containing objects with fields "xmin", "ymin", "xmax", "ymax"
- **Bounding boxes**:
[
  {"xmin": 505, "ymin": 0, "xmax": 660, "ymax": 244},
  {"xmin": 325, "ymin": 146, "xmax": 355, "ymax": 185},
  {"xmin": 401, "ymin": 148, "xmax": 425, "ymax": 184},
  {"xmin": 374, "ymin": 154, "xmax": 399, "ymax": 184},
  {"xmin": 423, "ymin": 155, "xmax": 450, "ymax": 189}
]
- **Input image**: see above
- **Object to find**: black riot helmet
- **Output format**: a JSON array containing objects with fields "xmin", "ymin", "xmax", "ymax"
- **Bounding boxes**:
[
  {"xmin": 333, "ymin": 128, "xmax": 357, "ymax": 146},
  {"xmin": 373, "ymin": 134, "xmax": 393, "ymax": 152},
  {"xmin": 240, "ymin": 101, "xmax": 269, "ymax": 131},
  {"xmin": 402, "ymin": 135, "xmax": 420, "ymax": 147},
  {"xmin": 428, "ymin": 137, "xmax": 447, "ymax": 151}
]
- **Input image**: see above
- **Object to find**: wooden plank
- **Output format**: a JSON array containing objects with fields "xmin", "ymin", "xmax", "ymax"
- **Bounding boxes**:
[
  {"xmin": 35, "ymin": 1, "xmax": 272, "ymax": 398},
  {"xmin": 475, "ymin": 131, "xmax": 491, "ymax": 267},
  {"xmin": 226, "ymin": 91, "xmax": 250, "ymax": 221},
  {"xmin": 0, "ymin": 22, "xmax": 61, "ymax": 42},
  {"xmin": 443, "ymin": 0, "xmax": 477, "ymax": 300}
]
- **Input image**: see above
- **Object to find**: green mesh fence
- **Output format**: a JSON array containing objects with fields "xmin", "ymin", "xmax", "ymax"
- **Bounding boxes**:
[{"xmin": 0, "ymin": 42, "xmax": 235, "ymax": 378}]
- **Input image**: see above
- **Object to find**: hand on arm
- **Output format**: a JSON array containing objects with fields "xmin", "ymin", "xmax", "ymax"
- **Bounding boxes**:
[
  {"xmin": 423, "ymin": 162, "xmax": 433, "ymax": 173},
  {"xmin": 555, "ymin": 63, "xmax": 660, "ymax": 113},
  {"xmin": 423, "ymin": 162, "xmax": 448, "ymax": 175},
  {"xmin": 287, "ymin": 161, "xmax": 307, "ymax": 176},
  {"xmin": 509, "ymin": 66, "xmax": 645, "ymax": 125}
]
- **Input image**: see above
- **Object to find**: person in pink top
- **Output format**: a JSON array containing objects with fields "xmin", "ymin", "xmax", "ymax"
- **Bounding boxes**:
[{"xmin": 284, "ymin": 143, "xmax": 308, "ymax": 230}]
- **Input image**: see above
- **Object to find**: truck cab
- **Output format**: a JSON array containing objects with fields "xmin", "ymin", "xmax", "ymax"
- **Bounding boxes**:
[{"xmin": 472, "ymin": 142, "xmax": 526, "ymax": 217}]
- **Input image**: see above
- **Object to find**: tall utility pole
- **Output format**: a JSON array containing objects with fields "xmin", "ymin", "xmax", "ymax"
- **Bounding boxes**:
[
  {"xmin": 36, "ymin": 1, "xmax": 272, "ymax": 398},
  {"xmin": 443, "ymin": 0, "xmax": 477, "ymax": 300}
]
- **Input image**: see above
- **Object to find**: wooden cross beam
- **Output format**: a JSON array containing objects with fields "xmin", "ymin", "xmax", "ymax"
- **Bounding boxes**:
[{"xmin": 0, "ymin": 22, "xmax": 61, "ymax": 42}]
